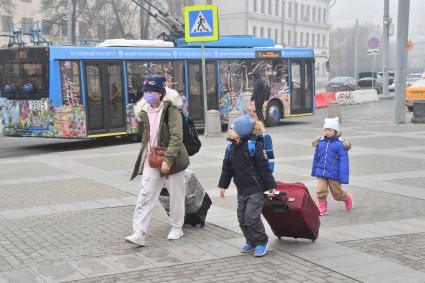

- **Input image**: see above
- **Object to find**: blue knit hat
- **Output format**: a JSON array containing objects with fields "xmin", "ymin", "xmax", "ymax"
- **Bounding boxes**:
[
  {"xmin": 143, "ymin": 75, "xmax": 166, "ymax": 94},
  {"xmin": 231, "ymin": 115, "xmax": 254, "ymax": 138}
]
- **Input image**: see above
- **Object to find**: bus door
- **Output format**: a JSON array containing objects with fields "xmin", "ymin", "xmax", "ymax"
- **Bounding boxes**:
[
  {"xmin": 290, "ymin": 60, "xmax": 314, "ymax": 115},
  {"xmin": 187, "ymin": 61, "xmax": 218, "ymax": 124},
  {"xmin": 84, "ymin": 62, "xmax": 126, "ymax": 135}
]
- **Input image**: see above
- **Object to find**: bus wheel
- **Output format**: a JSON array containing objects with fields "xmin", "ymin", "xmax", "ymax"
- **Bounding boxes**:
[{"xmin": 265, "ymin": 101, "xmax": 281, "ymax": 127}]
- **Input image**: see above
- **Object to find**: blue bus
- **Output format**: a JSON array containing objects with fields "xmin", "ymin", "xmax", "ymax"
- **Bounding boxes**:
[{"xmin": 0, "ymin": 36, "xmax": 315, "ymax": 139}]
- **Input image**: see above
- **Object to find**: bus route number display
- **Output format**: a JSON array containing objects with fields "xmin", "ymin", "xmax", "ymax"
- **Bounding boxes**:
[
  {"xmin": 256, "ymin": 51, "xmax": 281, "ymax": 58},
  {"xmin": 29, "ymin": 100, "xmax": 48, "ymax": 111}
]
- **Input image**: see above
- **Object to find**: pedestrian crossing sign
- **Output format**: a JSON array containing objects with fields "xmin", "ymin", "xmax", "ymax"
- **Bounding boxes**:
[{"xmin": 184, "ymin": 5, "xmax": 219, "ymax": 42}]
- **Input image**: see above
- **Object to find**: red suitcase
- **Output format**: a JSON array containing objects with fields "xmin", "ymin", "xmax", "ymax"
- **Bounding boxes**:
[{"xmin": 262, "ymin": 181, "xmax": 320, "ymax": 241}]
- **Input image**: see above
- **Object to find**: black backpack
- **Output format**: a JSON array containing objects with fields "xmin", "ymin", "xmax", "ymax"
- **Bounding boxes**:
[
  {"xmin": 263, "ymin": 80, "xmax": 271, "ymax": 100},
  {"xmin": 165, "ymin": 105, "xmax": 201, "ymax": 156},
  {"xmin": 181, "ymin": 111, "xmax": 201, "ymax": 156}
]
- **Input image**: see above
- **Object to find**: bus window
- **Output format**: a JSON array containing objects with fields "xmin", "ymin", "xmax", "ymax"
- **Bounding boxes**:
[
  {"xmin": 304, "ymin": 62, "xmax": 313, "ymax": 110},
  {"xmin": 22, "ymin": 62, "xmax": 48, "ymax": 99},
  {"xmin": 86, "ymin": 65, "xmax": 104, "ymax": 131},
  {"xmin": 60, "ymin": 61, "xmax": 81, "ymax": 106},
  {"xmin": 219, "ymin": 60, "xmax": 252, "ymax": 119},
  {"xmin": 0, "ymin": 62, "xmax": 19, "ymax": 99},
  {"xmin": 291, "ymin": 62, "xmax": 302, "ymax": 112},
  {"xmin": 127, "ymin": 61, "xmax": 148, "ymax": 104},
  {"xmin": 108, "ymin": 65, "xmax": 124, "ymax": 129},
  {"xmin": 172, "ymin": 61, "xmax": 185, "ymax": 97},
  {"xmin": 127, "ymin": 60, "xmax": 185, "ymax": 104}
]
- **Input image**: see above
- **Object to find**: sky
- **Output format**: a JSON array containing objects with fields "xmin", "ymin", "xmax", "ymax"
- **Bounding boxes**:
[{"xmin": 329, "ymin": 0, "xmax": 425, "ymax": 41}]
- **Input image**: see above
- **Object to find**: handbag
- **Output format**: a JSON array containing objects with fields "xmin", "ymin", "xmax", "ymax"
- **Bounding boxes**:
[{"xmin": 148, "ymin": 146, "xmax": 167, "ymax": 168}]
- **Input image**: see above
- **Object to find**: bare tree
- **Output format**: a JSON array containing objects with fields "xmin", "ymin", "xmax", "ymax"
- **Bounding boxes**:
[
  {"xmin": 40, "ymin": 0, "xmax": 88, "ymax": 44},
  {"xmin": 0, "ymin": 0, "xmax": 15, "ymax": 15}
]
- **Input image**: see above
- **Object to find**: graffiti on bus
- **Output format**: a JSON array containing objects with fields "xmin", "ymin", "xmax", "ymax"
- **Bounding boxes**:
[
  {"xmin": 0, "ymin": 97, "xmax": 87, "ymax": 138},
  {"xmin": 218, "ymin": 59, "xmax": 290, "ymax": 121}
]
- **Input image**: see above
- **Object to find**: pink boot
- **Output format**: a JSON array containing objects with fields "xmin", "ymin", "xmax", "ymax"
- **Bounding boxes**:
[
  {"xmin": 318, "ymin": 200, "xmax": 328, "ymax": 216},
  {"xmin": 344, "ymin": 194, "xmax": 353, "ymax": 210}
]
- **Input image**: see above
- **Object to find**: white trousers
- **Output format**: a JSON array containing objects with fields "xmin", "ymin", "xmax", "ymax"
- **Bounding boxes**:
[{"xmin": 133, "ymin": 165, "xmax": 185, "ymax": 233}]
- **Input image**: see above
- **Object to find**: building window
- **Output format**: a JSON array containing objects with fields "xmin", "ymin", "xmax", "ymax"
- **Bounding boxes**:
[
  {"xmin": 318, "ymin": 8, "xmax": 322, "ymax": 23},
  {"xmin": 295, "ymin": 3, "xmax": 298, "ymax": 19},
  {"xmin": 306, "ymin": 32, "xmax": 309, "ymax": 46},
  {"xmin": 275, "ymin": 29, "xmax": 279, "ymax": 42},
  {"xmin": 260, "ymin": 27, "xmax": 264, "ymax": 37},
  {"xmin": 275, "ymin": 0, "xmax": 279, "ymax": 16},
  {"xmin": 301, "ymin": 4, "xmax": 304, "ymax": 20},
  {"xmin": 300, "ymin": 32, "xmax": 303, "ymax": 46},
  {"xmin": 21, "ymin": 0, "xmax": 32, "ymax": 2},
  {"xmin": 253, "ymin": 26, "xmax": 257, "ymax": 36},
  {"xmin": 269, "ymin": 0, "xmax": 272, "ymax": 15},
  {"xmin": 261, "ymin": 0, "xmax": 265, "ymax": 13},
  {"xmin": 282, "ymin": 1, "xmax": 286, "ymax": 18},
  {"xmin": 268, "ymin": 28, "xmax": 271, "ymax": 38},
  {"xmin": 22, "ymin": 17, "xmax": 33, "ymax": 33},
  {"xmin": 0, "ymin": 15, "xmax": 12, "ymax": 32},
  {"xmin": 42, "ymin": 19, "xmax": 53, "ymax": 35},
  {"xmin": 317, "ymin": 34, "xmax": 320, "ymax": 47},
  {"xmin": 312, "ymin": 7, "xmax": 316, "ymax": 22},
  {"xmin": 312, "ymin": 33, "xmax": 315, "ymax": 47},
  {"xmin": 322, "ymin": 34, "xmax": 326, "ymax": 48},
  {"xmin": 288, "ymin": 2, "xmax": 292, "ymax": 18},
  {"xmin": 254, "ymin": 0, "xmax": 257, "ymax": 12},
  {"xmin": 306, "ymin": 5, "xmax": 310, "ymax": 21},
  {"xmin": 287, "ymin": 30, "xmax": 291, "ymax": 45},
  {"xmin": 294, "ymin": 31, "xmax": 297, "ymax": 45},
  {"xmin": 323, "ymin": 9, "xmax": 327, "ymax": 23}
]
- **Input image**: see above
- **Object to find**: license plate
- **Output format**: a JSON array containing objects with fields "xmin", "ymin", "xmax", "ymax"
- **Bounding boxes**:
[{"xmin": 28, "ymin": 100, "xmax": 48, "ymax": 111}]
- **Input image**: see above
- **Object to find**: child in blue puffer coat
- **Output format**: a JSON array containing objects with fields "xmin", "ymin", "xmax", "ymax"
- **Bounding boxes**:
[{"xmin": 311, "ymin": 117, "xmax": 352, "ymax": 216}]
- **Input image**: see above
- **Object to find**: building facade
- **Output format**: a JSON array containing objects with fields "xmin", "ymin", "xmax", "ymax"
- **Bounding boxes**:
[{"xmin": 194, "ymin": 0, "xmax": 332, "ymax": 88}]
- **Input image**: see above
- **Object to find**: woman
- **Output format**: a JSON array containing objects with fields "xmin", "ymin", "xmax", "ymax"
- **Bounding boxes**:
[{"xmin": 126, "ymin": 74, "xmax": 189, "ymax": 246}]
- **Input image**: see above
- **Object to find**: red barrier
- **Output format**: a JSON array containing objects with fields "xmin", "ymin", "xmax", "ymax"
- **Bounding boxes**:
[
  {"xmin": 315, "ymin": 92, "xmax": 329, "ymax": 108},
  {"xmin": 327, "ymin": 92, "xmax": 337, "ymax": 103}
]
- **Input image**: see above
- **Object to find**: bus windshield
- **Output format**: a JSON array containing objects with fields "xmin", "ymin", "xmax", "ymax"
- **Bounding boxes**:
[{"xmin": 0, "ymin": 48, "xmax": 49, "ymax": 100}]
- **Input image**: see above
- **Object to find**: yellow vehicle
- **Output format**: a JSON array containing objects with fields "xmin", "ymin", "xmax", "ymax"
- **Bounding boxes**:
[{"xmin": 406, "ymin": 76, "xmax": 425, "ymax": 112}]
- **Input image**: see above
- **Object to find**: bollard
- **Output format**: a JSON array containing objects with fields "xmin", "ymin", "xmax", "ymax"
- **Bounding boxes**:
[
  {"xmin": 411, "ymin": 101, "xmax": 425, "ymax": 123},
  {"xmin": 206, "ymin": 109, "xmax": 222, "ymax": 137},
  {"xmin": 227, "ymin": 109, "xmax": 243, "ymax": 129},
  {"xmin": 327, "ymin": 101, "xmax": 342, "ymax": 123}
]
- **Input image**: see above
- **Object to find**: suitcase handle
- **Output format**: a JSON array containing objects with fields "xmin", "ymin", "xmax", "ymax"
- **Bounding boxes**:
[{"xmin": 264, "ymin": 191, "xmax": 288, "ymax": 202}]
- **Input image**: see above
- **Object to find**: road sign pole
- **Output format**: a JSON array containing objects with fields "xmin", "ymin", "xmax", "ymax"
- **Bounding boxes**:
[
  {"xmin": 383, "ymin": 0, "xmax": 390, "ymax": 96},
  {"xmin": 394, "ymin": 0, "xmax": 410, "ymax": 124},
  {"xmin": 201, "ymin": 43, "xmax": 208, "ymax": 133}
]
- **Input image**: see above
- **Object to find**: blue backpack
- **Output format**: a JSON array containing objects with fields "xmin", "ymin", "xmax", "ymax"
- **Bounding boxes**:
[{"xmin": 225, "ymin": 134, "xmax": 275, "ymax": 173}]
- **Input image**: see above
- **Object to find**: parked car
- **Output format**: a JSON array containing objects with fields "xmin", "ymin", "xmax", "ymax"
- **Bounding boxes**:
[
  {"xmin": 326, "ymin": 77, "xmax": 357, "ymax": 92},
  {"xmin": 357, "ymin": 72, "xmax": 383, "ymax": 94},
  {"xmin": 406, "ymin": 78, "xmax": 425, "ymax": 112}
]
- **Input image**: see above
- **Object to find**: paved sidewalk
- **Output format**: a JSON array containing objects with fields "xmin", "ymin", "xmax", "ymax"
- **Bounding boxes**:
[{"xmin": 1, "ymin": 99, "xmax": 425, "ymax": 282}]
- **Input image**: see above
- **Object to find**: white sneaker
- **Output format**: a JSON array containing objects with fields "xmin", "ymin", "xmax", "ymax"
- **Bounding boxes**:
[
  {"xmin": 125, "ymin": 231, "xmax": 146, "ymax": 246},
  {"xmin": 167, "ymin": 227, "xmax": 184, "ymax": 240}
]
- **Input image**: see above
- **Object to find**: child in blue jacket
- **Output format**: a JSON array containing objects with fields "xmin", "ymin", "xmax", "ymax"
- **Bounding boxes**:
[
  {"xmin": 218, "ymin": 115, "xmax": 276, "ymax": 257},
  {"xmin": 311, "ymin": 117, "xmax": 352, "ymax": 216}
]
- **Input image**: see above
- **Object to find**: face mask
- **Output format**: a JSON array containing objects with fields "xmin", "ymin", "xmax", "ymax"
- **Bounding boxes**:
[{"xmin": 144, "ymin": 92, "xmax": 159, "ymax": 105}]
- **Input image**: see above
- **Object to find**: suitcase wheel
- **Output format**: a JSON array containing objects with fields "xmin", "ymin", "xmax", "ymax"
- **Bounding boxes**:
[
  {"xmin": 190, "ymin": 223, "xmax": 197, "ymax": 227},
  {"xmin": 200, "ymin": 220, "xmax": 205, "ymax": 228}
]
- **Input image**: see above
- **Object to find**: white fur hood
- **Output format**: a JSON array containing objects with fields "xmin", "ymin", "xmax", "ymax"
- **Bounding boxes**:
[{"xmin": 133, "ymin": 87, "xmax": 183, "ymax": 119}]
